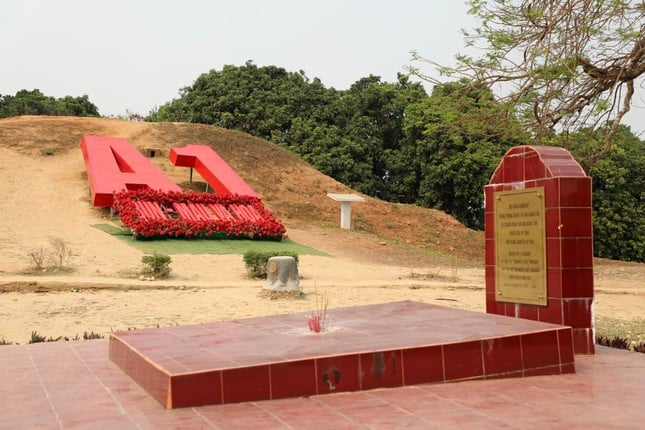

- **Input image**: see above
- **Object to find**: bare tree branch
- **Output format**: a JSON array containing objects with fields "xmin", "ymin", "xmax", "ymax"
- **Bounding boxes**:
[{"xmin": 410, "ymin": 0, "xmax": 645, "ymax": 158}]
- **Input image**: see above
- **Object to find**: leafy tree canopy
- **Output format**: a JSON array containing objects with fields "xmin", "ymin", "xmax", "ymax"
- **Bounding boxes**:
[
  {"xmin": 0, "ymin": 89, "xmax": 100, "ymax": 118},
  {"xmin": 148, "ymin": 61, "xmax": 643, "ymax": 261},
  {"xmin": 401, "ymin": 80, "xmax": 529, "ymax": 229},
  {"xmin": 148, "ymin": 61, "xmax": 319, "ymax": 140},
  {"xmin": 556, "ymin": 125, "xmax": 644, "ymax": 262},
  {"xmin": 411, "ymin": 0, "xmax": 645, "ymax": 163}
]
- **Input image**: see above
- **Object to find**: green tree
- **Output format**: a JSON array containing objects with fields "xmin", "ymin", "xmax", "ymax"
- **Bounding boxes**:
[
  {"xmin": 57, "ymin": 95, "xmax": 100, "ymax": 117},
  {"xmin": 0, "ymin": 89, "xmax": 57, "ymax": 117},
  {"xmin": 341, "ymin": 74, "xmax": 427, "ymax": 199},
  {"xmin": 0, "ymin": 89, "xmax": 99, "ymax": 118},
  {"xmin": 148, "ymin": 61, "xmax": 319, "ymax": 141},
  {"xmin": 151, "ymin": 65, "xmax": 428, "ymax": 198},
  {"xmin": 402, "ymin": 80, "xmax": 528, "ymax": 229},
  {"xmin": 412, "ymin": 0, "xmax": 645, "ymax": 162},
  {"xmin": 556, "ymin": 126, "xmax": 644, "ymax": 262}
]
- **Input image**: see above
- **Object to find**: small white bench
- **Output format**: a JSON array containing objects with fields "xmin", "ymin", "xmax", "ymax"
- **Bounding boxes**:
[{"xmin": 326, "ymin": 193, "xmax": 365, "ymax": 229}]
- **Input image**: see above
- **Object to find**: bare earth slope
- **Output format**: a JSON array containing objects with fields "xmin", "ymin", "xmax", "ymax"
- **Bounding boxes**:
[{"xmin": 0, "ymin": 116, "xmax": 642, "ymax": 344}]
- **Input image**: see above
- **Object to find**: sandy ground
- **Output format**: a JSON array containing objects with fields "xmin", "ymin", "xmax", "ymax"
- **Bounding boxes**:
[{"xmin": 0, "ymin": 147, "xmax": 643, "ymax": 344}]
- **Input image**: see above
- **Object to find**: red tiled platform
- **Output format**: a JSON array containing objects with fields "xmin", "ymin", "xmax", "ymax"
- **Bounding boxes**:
[
  {"xmin": 2, "ymin": 338, "xmax": 645, "ymax": 428},
  {"xmin": 109, "ymin": 301, "xmax": 575, "ymax": 408}
]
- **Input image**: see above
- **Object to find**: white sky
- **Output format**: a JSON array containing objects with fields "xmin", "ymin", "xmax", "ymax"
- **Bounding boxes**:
[{"xmin": 2, "ymin": 0, "xmax": 643, "ymax": 134}]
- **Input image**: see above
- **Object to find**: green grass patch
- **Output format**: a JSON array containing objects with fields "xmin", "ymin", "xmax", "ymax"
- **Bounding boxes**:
[
  {"xmin": 116, "ymin": 235, "xmax": 328, "ymax": 256},
  {"xmin": 91, "ymin": 223, "xmax": 132, "ymax": 236},
  {"xmin": 92, "ymin": 222, "xmax": 328, "ymax": 255},
  {"xmin": 596, "ymin": 316, "xmax": 645, "ymax": 347},
  {"xmin": 121, "ymin": 237, "xmax": 327, "ymax": 256}
]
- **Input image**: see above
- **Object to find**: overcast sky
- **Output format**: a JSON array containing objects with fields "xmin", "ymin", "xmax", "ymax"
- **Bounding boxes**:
[{"xmin": 2, "ymin": 0, "xmax": 643, "ymax": 134}]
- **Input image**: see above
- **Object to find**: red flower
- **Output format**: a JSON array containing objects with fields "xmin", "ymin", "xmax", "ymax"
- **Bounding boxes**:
[{"xmin": 112, "ymin": 189, "xmax": 285, "ymax": 241}]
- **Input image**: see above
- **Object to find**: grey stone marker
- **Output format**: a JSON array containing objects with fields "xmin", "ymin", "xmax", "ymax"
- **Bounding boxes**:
[{"xmin": 264, "ymin": 256, "xmax": 300, "ymax": 291}]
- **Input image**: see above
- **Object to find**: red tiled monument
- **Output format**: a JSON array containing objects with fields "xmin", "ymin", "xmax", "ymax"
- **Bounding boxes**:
[
  {"xmin": 484, "ymin": 146, "xmax": 594, "ymax": 354},
  {"xmin": 109, "ymin": 301, "xmax": 575, "ymax": 409}
]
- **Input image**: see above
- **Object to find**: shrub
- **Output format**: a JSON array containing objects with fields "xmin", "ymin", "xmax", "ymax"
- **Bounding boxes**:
[
  {"xmin": 141, "ymin": 252, "xmax": 172, "ymax": 278},
  {"xmin": 29, "ymin": 331, "xmax": 62, "ymax": 343},
  {"xmin": 596, "ymin": 334, "xmax": 630, "ymax": 350},
  {"xmin": 27, "ymin": 246, "xmax": 48, "ymax": 271},
  {"xmin": 83, "ymin": 331, "xmax": 105, "ymax": 340},
  {"xmin": 48, "ymin": 236, "xmax": 75, "ymax": 270},
  {"xmin": 243, "ymin": 250, "xmax": 299, "ymax": 278}
]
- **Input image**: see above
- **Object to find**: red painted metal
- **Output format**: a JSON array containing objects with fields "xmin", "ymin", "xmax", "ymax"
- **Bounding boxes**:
[
  {"xmin": 80, "ymin": 135, "xmax": 181, "ymax": 207},
  {"xmin": 169, "ymin": 145, "xmax": 259, "ymax": 198}
]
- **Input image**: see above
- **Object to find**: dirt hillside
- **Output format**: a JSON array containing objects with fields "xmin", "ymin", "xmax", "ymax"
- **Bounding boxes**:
[
  {"xmin": 0, "ymin": 115, "xmax": 642, "ymax": 345},
  {"xmin": 0, "ymin": 115, "xmax": 482, "ymax": 267}
]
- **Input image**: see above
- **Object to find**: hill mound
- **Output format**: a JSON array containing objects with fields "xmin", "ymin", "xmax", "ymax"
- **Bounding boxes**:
[{"xmin": 0, "ymin": 115, "xmax": 482, "ymax": 272}]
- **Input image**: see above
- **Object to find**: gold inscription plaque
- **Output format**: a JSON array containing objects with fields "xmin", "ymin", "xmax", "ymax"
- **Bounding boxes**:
[{"xmin": 494, "ymin": 187, "xmax": 547, "ymax": 306}]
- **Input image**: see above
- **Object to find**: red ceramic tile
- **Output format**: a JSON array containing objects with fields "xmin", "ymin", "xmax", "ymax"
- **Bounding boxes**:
[
  {"xmin": 559, "ymin": 208, "xmax": 592, "ymax": 237},
  {"xmin": 316, "ymin": 355, "xmax": 361, "ymax": 394},
  {"xmin": 260, "ymin": 397, "xmax": 356, "ymax": 428},
  {"xmin": 315, "ymin": 392, "xmax": 426, "ymax": 428},
  {"xmin": 538, "ymin": 298, "xmax": 563, "ymax": 325},
  {"xmin": 125, "ymin": 347, "xmax": 170, "ymax": 407},
  {"xmin": 572, "ymin": 328, "xmax": 595, "ymax": 355},
  {"xmin": 521, "ymin": 331, "xmax": 560, "ymax": 369},
  {"xmin": 19, "ymin": 336, "xmax": 645, "ymax": 428},
  {"xmin": 197, "ymin": 403, "xmax": 285, "ymax": 429},
  {"xmin": 502, "ymin": 153, "xmax": 524, "ymax": 183},
  {"xmin": 485, "ymin": 265, "xmax": 495, "ymax": 293},
  {"xmin": 559, "ymin": 177, "xmax": 592, "ymax": 207},
  {"xmin": 489, "ymin": 167, "xmax": 503, "ymax": 184},
  {"xmin": 545, "ymin": 207, "xmax": 561, "ymax": 238},
  {"xmin": 534, "ymin": 145, "xmax": 570, "ymax": 159},
  {"xmin": 486, "ymin": 291, "xmax": 505, "ymax": 316},
  {"xmin": 270, "ymin": 359, "xmax": 317, "ymax": 399},
  {"xmin": 485, "ymin": 238, "xmax": 495, "ymax": 265},
  {"xmin": 524, "ymin": 153, "xmax": 547, "ymax": 180},
  {"xmin": 401, "ymin": 346, "xmax": 444, "ymax": 385},
  {"xmin": 170, "ymin": 371, "xmax": 221, "ymax": 408},
  {"xmin": 535, "ymin": 178, "xmax": 559, "ymax": 208},
  {"xmin": 482, "ymin": 336, "xmax": 522, "ymax": 376},
  {"xmin": 517, "ymin": 304, "xmax": 539, "ymax": 321},
  {"xmin": 443, "ymin": 341, "xmax": 483, "ymax": 381},
  {"xmin": 523, "ymin": 365, "xmax": 562, "ymax": 377},
  {"xmin": 484, "ymin": 211, "xmax": 495, "ymax": 238},
  {"xmin": 563, "ymin": 298, "xmax": 593, "ymax": 329},
  {"xmin": 484, "ymin": 186, "xmax": 496, "ymax": 213},
  {"xmin": 550, "ymin": 165, "xmax": 586, "ymax": 177},
  {"xmin": 561, "ymin": 268, "xmax": 594, "ymax": 298},
  {"xmin": 222, "ymin": 365, "xmax": 270, "ymax": 404},
  {"xmin": 524, "ymin": 179, "xmax": 538, "ymax": 189},
  {"xmin": 107, "ymin": 337, "xmax": 128, "ymax": 369},
  {"xmin": 108, "ymin": 302, "xmax": 587, "ymax": 408},
  {"xmin": 557, "ymin": 328, "xmax": 574, "ymax": 365},
  {"xmin": 547, "ymin": 267, "xmax": 563, "ymax": 298},
  {"xmin": 546, "ymin": 237, "xmax": 561, "ymax": 268},
  {"xmin": 494, "ymin": 161, "xmax": 508, "ymax": 184},
  {"xmin": 504, "ymin": 302, "xmax": 518, "ymax": 318},
  {"xmin": 561, "ymin": 238, "xmax": 593, "ymax": 268},
  {"xmin": 360, "ymin": 350, "xmax": 403, "ymax": 390}
]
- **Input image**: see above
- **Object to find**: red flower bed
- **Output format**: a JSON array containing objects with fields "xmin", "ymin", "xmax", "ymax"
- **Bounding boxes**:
[{"xmin": 113, "ymin": 189, "xmax": 286, "ymax": 240}]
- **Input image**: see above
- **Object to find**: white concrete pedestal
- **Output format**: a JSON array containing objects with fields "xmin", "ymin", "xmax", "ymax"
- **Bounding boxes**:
[{"xmin": 326, "ymin": 193, "xmax": 365, "ymax": 229}]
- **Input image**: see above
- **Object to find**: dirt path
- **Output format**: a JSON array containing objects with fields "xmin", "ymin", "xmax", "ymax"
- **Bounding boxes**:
[{"xmin": 1, "ymin": 259, "xmax": 643, "ymax": 344}]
